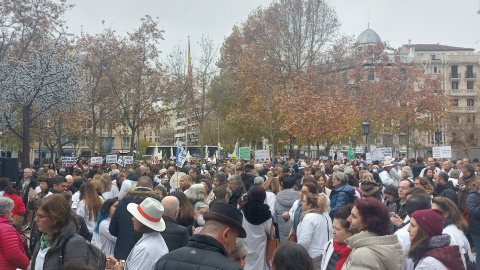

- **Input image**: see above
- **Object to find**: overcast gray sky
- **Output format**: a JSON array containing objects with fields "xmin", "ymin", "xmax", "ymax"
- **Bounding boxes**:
[{"xmin": 65, "ymin": 0, "xmax": 480, "ymax": 59}]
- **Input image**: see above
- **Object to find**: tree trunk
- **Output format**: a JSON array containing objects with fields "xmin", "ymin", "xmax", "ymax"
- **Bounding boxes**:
[
  {"xmin": 22, "ymin": 105, "xmax": 30, "ymax": 169},
  {"xmin": 57, "ymin": 116, "xmax": 63, "ymax": 159},
  {"xmin": 406, "ymin": 125, "xmax": 410, "ymax": 159},
  {"xmin": 91, "ymin": 123, "xmax": 97, "ymax": 157},
  {"xmin": 130, "ymin": 127, "xmax": 136, "ymax": 156},
  {"xmin": 200, "ymin": 121, "xmax": 204, "ymax": 161}
]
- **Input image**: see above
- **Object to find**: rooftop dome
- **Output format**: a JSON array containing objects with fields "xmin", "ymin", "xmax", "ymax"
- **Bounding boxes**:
[{"xmin": 357, "ymin": 28, "xmax": 382, "ymax": 45}]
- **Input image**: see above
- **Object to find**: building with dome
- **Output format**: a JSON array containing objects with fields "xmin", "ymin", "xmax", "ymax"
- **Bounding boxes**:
[{"xmin": 356, "ymin": 27, "xmax": 382, "ymax": 45}]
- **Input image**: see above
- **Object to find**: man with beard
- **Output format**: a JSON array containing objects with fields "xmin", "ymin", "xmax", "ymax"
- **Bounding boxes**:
[{"xmin": 225, "ymin": 175, "xmax": 246, "ymax": 207}]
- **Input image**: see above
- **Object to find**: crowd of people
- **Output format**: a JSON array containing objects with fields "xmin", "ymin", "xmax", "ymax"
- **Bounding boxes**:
[{"xmin": 0, "ymin": 154, "xmax": 479, "ymax": 269}]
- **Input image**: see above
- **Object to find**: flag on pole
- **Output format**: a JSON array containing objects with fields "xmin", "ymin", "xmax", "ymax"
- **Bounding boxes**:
[
  {"xmin": 234, "ymin": 142, "xmax": 239, "ymax": 158},
  {"xmin": 176, "ymin": 140, "xmax": 187, "ymax": 168}
]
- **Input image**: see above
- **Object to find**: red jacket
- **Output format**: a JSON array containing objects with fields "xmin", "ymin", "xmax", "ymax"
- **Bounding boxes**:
[
  {"xmin": 3, "ymin": 193, "xmax": 26, "ymax": 217},
  {"xmin": 0, "ymin": 216, "xmax": 30, "ymax": 270},
  {"xmin": 424, "ymin": 244, "xmax": 465, "ymax": 270}
]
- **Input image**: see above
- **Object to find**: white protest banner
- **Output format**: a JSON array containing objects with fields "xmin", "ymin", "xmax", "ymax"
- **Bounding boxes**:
[
  {"xmin": 329, "ymin": 150, "xmax": 335, "ymax": 160},
  {"xmin": 61, "ymin": 157, "xmax": 76, "ymax": 167},
  {"xmin": 175, "ymin": 140, "xmax": 187, "ymax": 167},
  {"xmin": 117, "ymin": 156, "xmax": 124, "ymax": 167},
  {"xmin": 321, "ymin": 156, "xmax": 328, "ymax": 161},
  {"xmin": 106, "ymin": 155, "xmax": 117, "ymax": 164},
  {"xmin": 151, "ymin": 156, "xmax": 160, "ymax": 164},
  {"xmin": 123, "ymin": 156, "xmax": 134, "ymax": 165},
  {"xmin": 355, "ymin": 146, "xmax": 363, "ymax": 154},
  {"xmin": 255, "ymin": 150, "xmax": 271, "ymax": 162},
  {"xmin": 433, "ymin": 146, "xmax": 452, "ymax": 158},
  {"xmin": 91, "ymin": 156, "xmax": 103, "ymax": 165}
]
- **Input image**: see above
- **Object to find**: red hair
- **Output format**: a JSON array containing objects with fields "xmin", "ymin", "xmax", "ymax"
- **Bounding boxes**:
[{"xmin": 354, "ymin": 197, "xmax": 390, "ymax": 236}]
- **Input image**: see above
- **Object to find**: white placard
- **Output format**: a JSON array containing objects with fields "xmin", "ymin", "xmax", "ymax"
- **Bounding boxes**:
[
  {"xmin": 366, "ymin": 153, "xmax": 372, "ymax": 164},
  {"xmin": 371, "ymin": 147, "xmax": 392, "ymax": 161},
  {"xmin": 151, "ymin": 156, "xmax": 160, "ymax": 164},
  {"xmin": 254, "ymin": 150, "xmax": 271, "ymax": 162},
  {"xmin": 123, "ymin": 156, "xmax": 134, "ymax": 165},
  {"xmin": 61, "ymin": 157, "xmax": 76, "ymax": 167},
  {"xmin": 91, "ymin": 156, "xmax": 103, "ymax": 165},
  {"xmin": 106, "ymin": 155, "xmax": 117, "ymax": 164},
  {"xmin": 355, "ymin": 146, "xmax": 363, "ymax": 154},
  {"xmin": 207, "ymin": 157, "xmax": 217, "ymax": 164},
  {"xmin": 432, "ymin": 146, "xmax": 452, "ymax": 158}
]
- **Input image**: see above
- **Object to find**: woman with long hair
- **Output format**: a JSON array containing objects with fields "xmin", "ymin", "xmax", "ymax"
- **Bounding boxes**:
[
  {"xmin": 30, "ymin": 194, "xmax": 88, "ymax": 269},
  {"xmin": 321, "ymin": 204, "xmax": 353, "ymax": 270},
  {"xmin": 92, "ymin": 198, "xmax": 119, "ymax": 257},
  {"xmin": 228, "ymin": 238, "xmax": 248, "ymax": 268},
  {"xmin": 171, "ymin": 191, "xmax": 195, "ymax": 227},
  {"xmin": 76, "ymin": 182, "xmax": 104, "ymax": 234},
  {"xmin": 408, "ymin": 209, "xmax": 465, "ymax": 269},
  {"xmin": 343, "ymin": 197, "xmax": 404, "ymax": 269},
  {"xmin": 297, "ymin": 192, "xmax": 331, "ymax": 270},
  {"xmin": 314, "ymin": 171, "xmax": 331, "ymax": 197},
  {"xmin": 432, "ymin": 197, "xmax": 472, "ymax": 267},
  {"xmin": 241, "ymin": 186, "xmax": 272, "ymax": 270},
  {"xmin": 99, "ymin": 174, "xmax": 120, "ymax": 200},
  {"xmin": 179, "ymin": 175, "xmax": 192, "ymax": 192},
  {"xmin": 262, "ymin": 173, "xmax": 282, "ymax": 195},
  {"xmin": 414, "ymin": 177, "xmax": 435, "ymax": 196}
]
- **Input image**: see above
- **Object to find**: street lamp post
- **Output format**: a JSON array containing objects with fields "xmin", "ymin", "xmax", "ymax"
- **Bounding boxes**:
[
  {"xmin": 435, "ymin": 130, "xmax": 442, "ymax": 147},
  {"xmin": 362, "ymin": 120, "xmax": 370, "ymax": 154}
]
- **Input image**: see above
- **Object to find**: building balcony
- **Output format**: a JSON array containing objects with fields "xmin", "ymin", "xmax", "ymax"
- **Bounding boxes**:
[
  {"xmin": 452, "ymin": 106, "xmax": 477, "ymax": 113},
  {"xmin": 174, "ymin": 133, "xmax": 186, "ymax": 138},
  {"xmin": 450, "ymin": 73, "xmax": 461, "ymax": 80},
  {"xmin": 465, "ymin": 72, "xmax": 476, "ymax": 80},
  {"xmin": 174, "ymin": 125, "xmax": 185, "ymax": 131},
  {"xmin": 450, "ymin": 89, "xmax": 477, "ymax": 96}
]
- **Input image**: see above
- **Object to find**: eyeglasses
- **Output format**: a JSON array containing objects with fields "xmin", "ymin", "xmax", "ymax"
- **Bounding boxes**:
[{"xmin": 36, "ymin": 214, "xmax": 50, "ymax": 219}]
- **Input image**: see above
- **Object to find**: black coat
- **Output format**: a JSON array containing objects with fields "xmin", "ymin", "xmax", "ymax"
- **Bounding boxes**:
[
  {"xmin": 435, "ymin": 181, "xmax": 459, "ymax": 206},
  {"xmin": 109, "ymin": 188, "xmax": 163, "ymax": 260},
  {"xmin": 155, "ymin": 234, "xmax": 242, "ymax": 270},
  {"xmin": 412, "ymin": 163, "xmax": 426, "ymax": 178},
  {"xmin": 160, "ymin": 216, "xmax": 189, "ymax": 252},
  {"xmin": 241, "ymin": 173, "xmax": 255, "ymax": 190}
]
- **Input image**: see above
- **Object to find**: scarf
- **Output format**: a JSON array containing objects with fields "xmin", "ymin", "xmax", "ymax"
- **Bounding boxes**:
[
  {"xmin": 333, "ymin": 241, "xmax": 352, "ymax": 270},
  {"xmin": 242, "ymin": 201, "xmax": 271, "ymax": 225},
  {"xmin": 300, "ymin": 208, "xmax": 323, "ymax": 221},
  {"xmin": 40, "ymin": 233, "xmax": 51, "ymax": 251}
]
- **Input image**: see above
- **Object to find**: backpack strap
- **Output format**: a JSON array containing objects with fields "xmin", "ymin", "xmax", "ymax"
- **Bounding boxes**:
[{"xmin": 59, "ymin": 235, "xmax": 74, "ymax": 265}]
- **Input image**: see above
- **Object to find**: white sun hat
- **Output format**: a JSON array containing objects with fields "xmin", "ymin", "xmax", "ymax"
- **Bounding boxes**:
[{"xmin": 127, "ymin": 197, "xmax": 166, "ymax": 232}]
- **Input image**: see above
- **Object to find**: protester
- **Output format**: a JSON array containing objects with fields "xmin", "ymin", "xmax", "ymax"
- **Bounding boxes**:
[
  {"xmin": 329, "ymin": 172, "xmax": 355, "ymax": 219},
  {"xmin": 241, "ymin": 186, "xmax": 272, "ymax": 270},
  {"xmin": 0, "ymin": 177, "xmax": 26, "ymax": 217},
  {"xmin": 201, "ymin": 179, "xmax": 216, "ymax": 204},
  {"xmin": 187, "ymin": 201, "xmax": 209, "ymax": 236},
  {"xmin": 0, "ymin": 197, "xmax": 30, "ymax": 270},
  {"xmin": 228, "ymin": 238, "xmax": 248, "ymax": 268},
  {"xmin": 343, "ymin": 197, "xmax": 404, "ymax": 269},
  {"xmin": 160, "ymin": 196, "xmax": 189, "ymax": 251},
  {"xmin": 413, "ymin": 177, "xmax": 434, "ymax": 196},
  {"xmin": 272, "ymin": 242, "xmax": 314, "ymax": 270},
  {"xmin": 179, "ymin": 174, "xmax": 193, "ymax": 192},
  {"xmin": 459, "ymin": 164, "xmax": 480, "ymax": 212},
  {"xmin": 226, "ymin": 175, "xmax": 246, "ymax": 207},
  {"xmin": 29, "ymin": 194, "xmax": 88, "ymax": 269},
  {"xmin": 321, "ymin": 204, "xmax": 353, "ymax": 270},
  {"xmin": 408, "ymin": 209, "xmax": 465, "ymax": 269},
  {"xmin": 432, "ymin": 197, "xmax": 472, "ymax": 267},
  {"xmin": 275, "ymin": 175, "xmax": 299, "ymax": 242},
  {"xmin": 213, "ymin": 172, "xmax": 228, "ymax": 202},
  {"xmin": 359, "ymin": 172, "xmax": 381, "ymax": 201},
  {"xmin": 76, "ymin": 181, "xmax": 104, "ymax": 234},
  {"xmin": 171, "ymin": 191, "xmax": 195, "ymax": 227},
  {"xmin": 155, "ymin": 202, "xmax": 246, "ymax": 270},
  {"xmin": 466, "ymin": 179, "xmax": 480, "ymax": 267},
  {"xmin": 434, "ymin": 171, "xmax": 458, "ymax": 205},
  {"xmin": 296, "ymin": 193, "xmax": 332, "ymax": 270},
  {"xmin": 109, "ymin": 176, "xmax": 162, "ymax": 260},
  {"xmin": 186, "ymin": 183, "xmax": 206, "ymax": 206},
  {"xmin": 92, "ymin": 198, "xmax": 118, "ymax": 257},
  {"xmin": 106, "ymin": 197, "xmax": 168, "ymax": 270}
]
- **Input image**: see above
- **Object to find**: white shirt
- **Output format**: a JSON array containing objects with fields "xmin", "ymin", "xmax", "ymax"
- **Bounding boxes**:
[
  {"xmin": 265, "ymin": 191, "xmax": 276, "ymax": 222},
  {"xmin": 72, "ymin": 191, "xmax": 81, "ymax": 210},
  {"xmin": 118, "ymin": 180, "xmax": 137, "ymax": 200},
  {"xmin": 34, "ymin": 246, "xmax": 51, "ymax": 270},
  {"xmin": 125, "ymin": 232, "xmax": 168, "ymax": 270},
  {"xmin": 76, "ymin": 198, "xmax": 104, "ymax": 233},
  {"xmin": 297, "ymin": 212, "xmax": 332, "ymax": 258},
  {"xmin": 102, "ymin": 185, "xmax": 120, "ymax": 200},
  {"xmin": 92, "ymin": 218, "xmax": 117, "ymax": 257},
  {"xmin": 444, "ymin": 224, "xmax": 470, "ymax": 268},
  {"xmin": 242, "ymin": 212, "xmax": 271, "ymax": 270},
  {"xmin": 394, "ymin": 223, "xmax": 414, "ymax": 270}
]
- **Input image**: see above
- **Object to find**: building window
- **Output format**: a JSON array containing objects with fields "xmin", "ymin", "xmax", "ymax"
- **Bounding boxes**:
[
  {"xmin": 452, "ymin": 82, "xmax": 459, "ymax": 89},
  {"xmin": 453, "ymin": 99, "xmax": 458, "ymax": 106},
  {"xmin": 149, "ymin": 138, "xmax": 152, "ymax": 142},
  {"xmin": 430, "ymin": 55, "xmax": 436, "ymax": 60},
  {"xmin": 468, "ymin": 99, "xmax": 475, "ymax": 107},
  {"xmin": 123, "ymin": 137, "xmax": 130, "ymax": 148},
  {"xmin": 451, "ymin": 65, "xmax": 458, "ymax": 78},
  {"xmin": 467, "ymin": 82, "xmax": 474, "ymax": 89}
]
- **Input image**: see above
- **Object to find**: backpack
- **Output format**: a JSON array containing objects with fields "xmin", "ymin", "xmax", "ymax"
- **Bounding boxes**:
[{"xmin": 61, "ymin": 234, "xmax": 107, "ymax": 269}]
